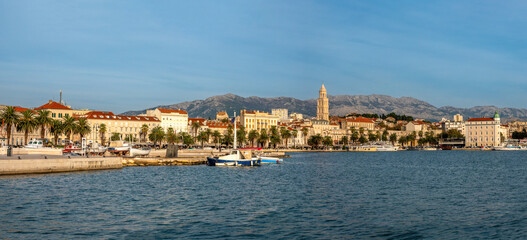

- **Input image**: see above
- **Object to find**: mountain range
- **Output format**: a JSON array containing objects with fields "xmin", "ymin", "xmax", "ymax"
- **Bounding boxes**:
[{"xmin": 121, "ymin": 94, "xmax": 527, "ymax": 122}]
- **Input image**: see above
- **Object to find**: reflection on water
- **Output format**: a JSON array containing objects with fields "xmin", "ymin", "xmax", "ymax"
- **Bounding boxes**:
[{"xmin": 1, "ymin": 151, "xmax": 526, "ymax": 239}]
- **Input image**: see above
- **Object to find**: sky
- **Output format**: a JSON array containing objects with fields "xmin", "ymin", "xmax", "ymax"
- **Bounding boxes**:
[{"xmin": 1, "ymin": 0, "xmax": 526, "ymax": 113}]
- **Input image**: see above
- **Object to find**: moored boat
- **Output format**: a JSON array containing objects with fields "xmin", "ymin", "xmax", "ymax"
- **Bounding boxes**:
[{"xmin": 207, "ymin": 149, "xmax": 261, "ymax": 166}]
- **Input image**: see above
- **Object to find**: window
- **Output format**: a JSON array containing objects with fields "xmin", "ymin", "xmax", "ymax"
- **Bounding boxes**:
[
  {"xmin": 65, "ymin": 113, "xmax": 69, "ymax": 117},
  {"xmin": 59, "ymin": 113, "xmax": 63, "ymax": 118},
  {"xmin": 52, "ymin": 113, "xmax": 56, "ymax": 118}
]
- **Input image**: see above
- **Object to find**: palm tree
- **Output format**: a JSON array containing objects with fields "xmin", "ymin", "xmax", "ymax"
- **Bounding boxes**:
[
  {"xmin": 191, "ymin": 121, "xmax": 202, "ymax": 141},
  {"xmin": 0, "ymin": 106, "xmax": 19, "ymax": 146},
  {"xmin": 322, "ymin": 136, "xmax": 333, "ymax": 150},
  {"xmin": 165, "ymin": 129, "xmax": 178, "ymax": 145},
  {"xmin": 149, "ymin": 126, "xmax": 165, "ymax": 148},
  {"xmin": 62, "ymin": 116, "xmax": 77, "ymax": 144},
  {"xmin": 50, "ymin": 119, "xmax": 63, "ymax": 145},
  {"xmin": 99, "ymin": 123, "xmax": 107, "ymax": 145},
  {"xmin": 75, "ymin": 118, "xmax": 91, "ymax": 141},
  {"xmin": 301, "ymin": 127, "xmax": 309, "ymax": 146},
  {"xmin": 359, "ymin": 127, "xmax": 365, "ymax": 136},
  {"xmin": 140, "ymin": 124, "xmax": 149, "ymax": 142},
  {"xmin": 292, "ymin": 129, "xmax": 298, "ymax": 148},
  {"xmin": 351, "ymin": 132, "xmax": 359, "ymax": 145},
  {"xmin": 341, "ymin": 136, "xmax": 349, "ymax": 149},
  {"xmin": 236, "ymin": 125, "xmax": 247, "ymax": 147},
  {"xmin": 198, "ymin": 131, "xmax": 208, "ymax": 148},
  {"xmin": 212, "ymin": 130, "xmax": 222, "ymax": 149},
  {"xmin": 34, "ymin": 109, "xmax": 52, "ymax": 140},
  {"xmin": 16, "ymin": 110, "xmax": 37, "ymax": 145},
  {"xmin": 389, "ymin": 133, "xmax": 398, "ymax": 145},
  {"xmin": 258, "ymin": 129, "xmax": 269, "ymax": 148},
  {"xmin": 247, "ymin": 130, "xmax": 259, "ymax": 147},
  {"xmin": 204, "ymin": 128, "xmax": 212, "ymax": 145},
  {"xmin": 281, "ymin": 127, "xmax": 292, "ymax": 148}
]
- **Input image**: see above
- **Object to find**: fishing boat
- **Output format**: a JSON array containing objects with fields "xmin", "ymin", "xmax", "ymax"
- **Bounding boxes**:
[
  {"xmin": 108, "ymin": 140, "xmax": 130, "ymax": 155},
  {"xmin": 239, "ymin": 147, "xmax": 284, "ymax": 164},
  {"xmin": 24, "ymin": 139, "xmax": 44, "ymax": 148},
  {"xmin": 207, "ymin": 149, "xmax": 261, "ymax": 166},
  {"xmin": 63, "ymin": 144, "xmax": 82, "ymax": 154},
  {"xmin": 206, "ymin": 112, "xmax": 261, "ymax": 167},
  {"xmin": 493, "ymin": 145, "xmax": 522, "ymax": 151},
  {"xmin": 129, "ymin": 146, "xmax": 151, "ymax": 157},
  {"xmin": 86, "ymin": 142, "xmax": 107, "ymax": 155},
  {"xmin": 375, "ymin": 144, "xmax": 399, "ymax": 152}
]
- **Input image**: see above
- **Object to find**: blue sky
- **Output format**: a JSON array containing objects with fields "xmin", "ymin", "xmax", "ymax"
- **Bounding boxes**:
[{"xmin": 1, "ymin": 0, "xmax": 526, "ymax": 113}]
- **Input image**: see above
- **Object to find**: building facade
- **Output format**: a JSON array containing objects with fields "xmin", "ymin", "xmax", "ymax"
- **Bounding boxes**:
[
  {"xmin": 465, "ymin": 112, "xmax": 502, "ymax": 147},
  {"xmin": 272, "ymin": 109, "xmax": 289, "ymax": 122},
  {"xmin": 78, "ymin": 111, "xmax": 160, "ymax": 144},
  {"xmin": 240, "ymin": 110, "xmax": 279, "ymax": 131},
  {"xmin": 145, "ymin": 108, "xmax": 188, "ymax": 134}
]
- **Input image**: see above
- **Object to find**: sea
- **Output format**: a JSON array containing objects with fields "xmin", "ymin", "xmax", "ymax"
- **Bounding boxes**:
[{"xmin": 1, "ymin": 151, "xmax": 527, "ymax": 239}]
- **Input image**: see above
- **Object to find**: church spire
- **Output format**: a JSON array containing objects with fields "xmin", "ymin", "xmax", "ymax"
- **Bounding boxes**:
[{"xmin": 317, "ymin": 84, "xmax": 329, "ymax": 121}]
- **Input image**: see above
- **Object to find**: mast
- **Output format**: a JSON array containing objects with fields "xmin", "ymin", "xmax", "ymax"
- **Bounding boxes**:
[{"xmin": 234, "ymin": 111, "xmax": 237, "ymax": 149}]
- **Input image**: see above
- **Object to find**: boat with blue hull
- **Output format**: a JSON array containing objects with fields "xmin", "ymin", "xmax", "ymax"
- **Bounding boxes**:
[
  {"xmin": 206, "ymin": 149, "xmax": 261, "ymax": 166},
  {"xmin": 260, "ymin": 156, "xmax": 284, "ymax": 164}
]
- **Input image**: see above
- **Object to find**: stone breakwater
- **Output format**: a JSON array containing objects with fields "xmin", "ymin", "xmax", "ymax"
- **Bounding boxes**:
[
  {"xmin": 0, "ymin": 155, "xmax": 122, "ymax": 175},
  {"xmin": 122, "ymin": 157, "xmax": 206, "ymax": 167}
]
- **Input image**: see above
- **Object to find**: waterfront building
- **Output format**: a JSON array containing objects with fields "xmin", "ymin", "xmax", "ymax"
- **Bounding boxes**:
[
  {"xmin": 216, "ymin": 112, "xmax": 229, "ymax": 121},
  {"xmin": 442, "ymin": 114, "xmax": 466, "ymax": 136},
  {"xmin": 317, "ymin": 84, "xmax": 329, "ymax": 121},
  {"xmin": 272, "ymin": 109, "xmax": 289, "ymax": 122},
  {"xmin": 206, "ymin": 122, "xmax": 230, "ymax": 136},
  {"xmin": 240, "ymin": 110, "xmax": 279, "ymax": 131},
  {"xmin": 404, "ymin": 121, "xmax": 429, "ymax": 132},
  {"xmin": 35, "ymin": 100, "xmax": 90, "ymax": 121},
  {"xmin": 465, "ymin": 112, "xmax": 503, "ymax": 147},
  {"xmin": 78, "ymin": 111, "xmax": 160, "ymax": 144},
  {"xmin": 454, "ymin": 114, "xmax": 463, "ymax": 122},
  {"xmin": 344, "ymin": 117, "xmax": 375, "ymax": 131},
  {"xmin": 0, "ymin": 106, "xmax": 40, "ymax": 146},
  {"xmin": 290, "ymin": 112, "xmax": 303, "ymax": 120},
  {"xmin": 145, "ymin": 108, "xmax": 188, "ymax": 134}
]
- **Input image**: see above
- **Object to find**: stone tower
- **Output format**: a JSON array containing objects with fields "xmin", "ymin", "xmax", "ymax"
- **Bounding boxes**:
[{"xmin": 317, "ymin": 84, "xmax": 329, "ymax": 121}]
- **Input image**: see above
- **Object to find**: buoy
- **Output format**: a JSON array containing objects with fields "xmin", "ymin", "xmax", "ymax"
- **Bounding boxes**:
[{"xmin": 277, "ymin": 160, "xmax": 279, "ymax": 164}]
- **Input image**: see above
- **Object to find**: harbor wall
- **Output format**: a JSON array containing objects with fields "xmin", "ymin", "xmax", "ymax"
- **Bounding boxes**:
[{"xmin": 0, "ymin": 157, "xmax": 122, "ymax": 175}]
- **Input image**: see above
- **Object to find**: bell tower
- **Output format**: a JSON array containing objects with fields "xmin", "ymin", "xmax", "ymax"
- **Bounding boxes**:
[{"xmin": 317, "ymin": 84, "xmax": 329, "ymax": 121}]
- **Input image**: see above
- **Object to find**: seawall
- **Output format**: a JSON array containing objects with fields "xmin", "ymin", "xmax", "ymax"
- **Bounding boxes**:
[{"xmin": 0, "ymin": 156, "xmax": 122, "ymax": 175}]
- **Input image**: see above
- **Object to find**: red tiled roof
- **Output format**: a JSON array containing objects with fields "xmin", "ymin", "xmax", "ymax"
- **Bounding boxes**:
[
  {"xmin": 14, "ymin": 107, "xmax": 34, "ymax": 112},
  {"xmin": 467, "ymin": 118, "xmax": 494, "ymax": 122},
  {"xmin": 217, "ymin": 112, "xmax": 228, "ymax": 116},
  {"xmin": 158, "ymin": 108, "xmax": 187, "ymax": 114},
  {"xmin": 80, "ymin": 111, "xmax": 160, "ymax": 122},
  {"xmin": 35, "ymin": 101, "xmax": 71, "ymax": 110},
  {"xmin": 347, "ymin": 116, "xmax": 374, "ymax": 123},
  {"xmin": 207, "ymin": 122, "xmax": 229, "ymax": 128},
  {"xmin": 189, "ymin": 118, "xmax": 206, "ymax": 124}
]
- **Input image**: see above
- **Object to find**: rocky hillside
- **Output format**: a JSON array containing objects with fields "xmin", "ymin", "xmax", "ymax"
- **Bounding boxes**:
[{"xmin": 121, "ymin": 94, "xmax": 527, "ymax": 121}]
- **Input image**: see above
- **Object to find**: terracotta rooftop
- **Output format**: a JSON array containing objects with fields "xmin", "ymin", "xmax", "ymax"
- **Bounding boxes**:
[
  {"xmin": 207, "ymin": 122, "xmax": 230, "ymax": 128},
  {"xmin": 158, "ymin": 108, "xmax": 187, "ymax": 114},
  {"xmin": 80, "ymin": 111, "xmax": 160, "ymax": 122},
  {"xmin": 347, "ymin": 116, "xmax": 374, "ymax": 123},
  {"xmin": 14, "ymin": 107, "xmax": 35, "ymax": 113},
  {"xmin": 467, "ymin": 117, "xmax": 494, "ymax": 122},
  {"xmin": 35, "ymin": 100, "xmax": 71, "ymax": 110}
]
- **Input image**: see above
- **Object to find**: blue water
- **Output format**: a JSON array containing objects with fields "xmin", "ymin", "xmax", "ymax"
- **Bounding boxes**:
[{"xmin": 1, "ymin": 151, "xmax": 527, "ymax": 239}]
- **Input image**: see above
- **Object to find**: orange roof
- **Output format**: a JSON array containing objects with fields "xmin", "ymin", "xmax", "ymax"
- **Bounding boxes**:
[
  {"xmin": 217, "ymin": 112, "xmax": 228, "ymax": 116},
  {"xmin": 80, "ymin": 111, "xmax": 160, "ymax": 122},
  {"xmin": 467, "ymin": 117, "xmax": 494, "ymax": 122},
  {"xmin": 189, "ymin": 118, "xmax": 207, "ymax": 124},
  {"xmin": 35, "ymin": 100, "xmax": 71, "ymax": 110},
  {"xmin": 14, "ymin": 107, "xmax": 34, "ymax": 112},
  {"xmin": 158, "ymin": 108, "xmax": 187, "ymax": 114},
  {"xmin": 347, "ymin": 116, "xmax": 374, "ymax": 123},
  {"xmin": 207, "ymin": 122, "xmax": 229, "ymax": 128}
]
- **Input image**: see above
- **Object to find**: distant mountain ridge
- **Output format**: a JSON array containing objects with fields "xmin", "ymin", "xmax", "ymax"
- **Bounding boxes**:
[{"xmin": 121, "ymin": 93, "xmax": 527, "ymax": 122}]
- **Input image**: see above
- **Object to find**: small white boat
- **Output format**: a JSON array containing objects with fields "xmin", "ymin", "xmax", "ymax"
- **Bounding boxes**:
[
  {"xmin": 422, "ymin": 147, "xmax": 439, "ymax": 151},
  {"xmin": 86, "ymin": 143, "xmax": 107, "ymax": 155},
  {"xmin": 129, "ymin": 146, "xmax": 151, "ymax": 157},
  {"xmin": 376, "ymin": 145, "xmax": 399, "ymax": 152},
  {"xmin": 207, "ymin": 149, "xmax": 261, "ymax": 166},
  {"xmin": 259, "ymin": 156, "xmax": 284, "ymax": 164},
  {"xmin": 493, "ymin": 145, "xmax": 521, "ymax": 151}
]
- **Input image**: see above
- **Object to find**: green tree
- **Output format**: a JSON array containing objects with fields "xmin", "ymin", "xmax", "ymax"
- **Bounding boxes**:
[
  {"xmin": 180, "ymin": 132, "xmax": 194, "ymax": 147},
  {"xmin": 351, "ymin": 132, "xmax": 359, "ymax": 144},
  {"xmin": 198, "ymin": 131, "xmax": 208, "ymax": 148},
  {"xmin": 359, "ymin": 135, "xmax": 367, "ymax": 144},
  {"xmin": 382, "ymin": 129, "xmax": 389, "ymax": 141},
  {"xmin": 140, "ymin": 124, "xmax": 149, "ymax": 142},
  {"xmin": 398, "ymin": 135, "xmax": 407, "ymax": 147},
  {"xmin": 191, "ymin": 121, "xmax": 202, "ymax": 141},
  {"xmin": 269, "ymin": 126, "xmax": 281, "ymax": 149},
  {"xmin": 204, "ymin": 128, "xmax": 212, "ymax": 145},
  {"xmin": 75, "ymin": 118, "xmax": 91, "ymax": 141},
  {"xmin": 212, "ymin": 130, "xmax": 222, "ymax": 149},
  {"xmin": 99, "ymin": 123, "xmax": 107, "ymax": 145},
  {"xmin": 322, "ymin": 136, "xmax": 333, "ymax": 149},
  {"xmin": 389, "ymin": 133, "xmax": 398, "ymax": 145},
  {"xmin": 258, "ymin": 129, "xmax": 269, "ymax": 148},
  {"xmin": 62, "ymin": 116, "xmax": 77, "ymax": 144},
  {"xmin": 111, "ymin": 132, "xmax": 121, "ymax": 141},
  {"xmin": 149, "ymin": 126, "xmax": 165, "ymax": 147},
  {"xmin": 50, "ymin": 119, "xmax": 63, "ymax": 145},
  {"xmin": 34, "ymin": 109, "xmax": 52, "ymax": 140},
  {"xmin": 307, "ymin": 134, "xmax": 322, "ymax": 149},
  {"xmin": 165, "ymin": 129, "xmax": 179, "ymax": 145},
  {"xmin": 341, "ymin": 136, "xmax": 349, "ymax": 148},
  {"xmin": 223, "ymin": 125, "xmax": 234, "ymax": 148},
  {"xmin": 368, "ymin": 131, "xmax": 377, "ymax": 142},
  {"xmin": 236, "ymin": 125, "xmax": 247, "ymax": 147},
  {"xmin": 359, "ymin": 127, "xmax": 365, "ymax": 136},
  {"xmin": 16, "ymin": 110, "xmax": 37, "ymax": 145},
  {"xmin": 302, "ymin": 127, "xmax": 309, "ymax": 146},
  {"xmin": 292, "ymin": 129, "xmax": 298, "ymax": 147},
  {"xmin": 0, "ymin": 106, "xmax": 19, "ymax": 146},
  {"xmin": 248, "ymin": 129, "xmax": 259, "ymax": 147},
  {"xmin": 280, "ymin": 127, "xmax": 292, "ymax": 148}
]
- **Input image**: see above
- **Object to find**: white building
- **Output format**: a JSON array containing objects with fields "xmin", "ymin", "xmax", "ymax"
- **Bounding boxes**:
[
  {"xmin": 272, "ymin": 109, "xmax": 289, "ymax": 122},
  {"xmin": 146, "ymin": 108, "xmax": 189, "ymax": 133},
  {"xmin": 465, "ymin": 112, "xmax": 503, "ymax": 147}
]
